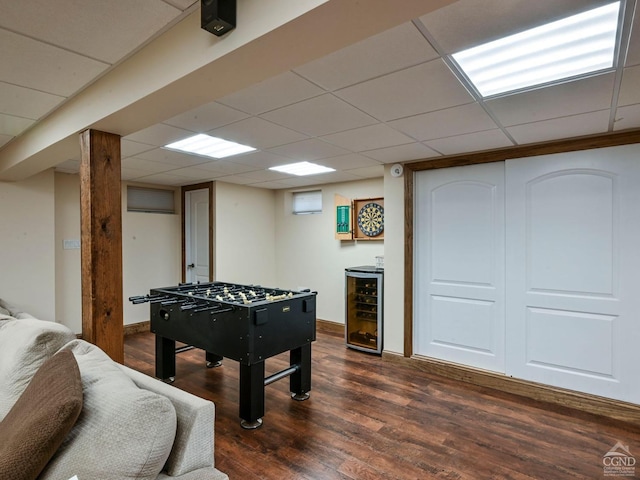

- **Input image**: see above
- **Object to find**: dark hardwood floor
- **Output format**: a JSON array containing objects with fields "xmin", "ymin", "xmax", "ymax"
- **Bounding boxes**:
[{"xmin": 124, "ymin": 327, "xmax": 640, "ymax": 480}]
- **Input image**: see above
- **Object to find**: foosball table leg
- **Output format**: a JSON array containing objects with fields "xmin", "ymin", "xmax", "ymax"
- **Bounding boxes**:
[
  {"xmin": 155, "ymin": 335, "xmax": 176, "ymax": 383},
  {"xmin": 206, "ymin": 352, "xmax": 223, "ymax": 368},
  {"xmin": 290, "ymin": 343, "xmax": 311, "ymax": 401},
  {"xmin": 239, "ymin": 361, "xmax": 265, "ymax": 429}
]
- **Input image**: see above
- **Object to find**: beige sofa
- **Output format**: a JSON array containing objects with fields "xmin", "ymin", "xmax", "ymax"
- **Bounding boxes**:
[{"xmin": 0, "ymin": 300, "xmax": 228, "ymax": 480}]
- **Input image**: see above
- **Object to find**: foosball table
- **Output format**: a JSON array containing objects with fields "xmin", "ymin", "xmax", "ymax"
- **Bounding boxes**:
[{"xmin": 130, "ymin": 281, "xmax": 317, "ymax": 429}]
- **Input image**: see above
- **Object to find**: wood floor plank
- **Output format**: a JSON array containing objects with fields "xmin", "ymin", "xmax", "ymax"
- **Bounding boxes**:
[{"xmin": 124, "ymin": 330, "xmax": 640, "ymax": 480}]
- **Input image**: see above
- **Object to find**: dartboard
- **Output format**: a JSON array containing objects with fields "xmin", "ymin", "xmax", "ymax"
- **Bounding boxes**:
[{"xmin": 357, "ymin": 202, "xmax": 384, "ymax": 237}]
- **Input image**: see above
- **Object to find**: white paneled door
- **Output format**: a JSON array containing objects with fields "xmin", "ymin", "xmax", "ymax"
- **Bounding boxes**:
[
  {"xmin": 414, "ymin": 144, "xmax": 640, "ymax": 404},
  {"xmin": 185, "ymin": 188, "xmax": 210, "ymax": 284},
  {"xmin": 505, "ymin": 146, "xmax": 640, "ymax": 403},
  {"xmin": 414, "ymin": 163, "xmax": 506, "ymax": 372}
]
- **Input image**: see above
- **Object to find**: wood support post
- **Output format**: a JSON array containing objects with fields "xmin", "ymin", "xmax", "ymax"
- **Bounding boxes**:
[{"xmin": 79, "ymin": 129, "xmax": 124, "ymax": 363}]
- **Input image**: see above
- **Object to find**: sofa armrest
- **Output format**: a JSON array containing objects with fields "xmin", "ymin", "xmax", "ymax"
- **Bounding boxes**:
[{"xmin": 117, "ymin": 365, "xmax": 216, "ymax": 476}]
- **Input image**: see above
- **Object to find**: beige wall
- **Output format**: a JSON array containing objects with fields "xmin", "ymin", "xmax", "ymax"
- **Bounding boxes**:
[
  {"xmin": 54, "ymin": 173, "xmax": 181, "ymax": 332},
  {"xmin": 214, "ymin": 181, "xmax": 277, "ymax": 286},
  {"xmin": 274, "ymin": 179, "xmax": 384, "ymax": 328},
  {"xmin": 0, "ymin": 169, "xmax": 56, "ymax": 319},
  {"xmin": 382, "ymin": 165, "xmax": 406, "ymax": 354},
  {"xmin": 3, "ymin": 170, "xmax": 404, "ymax": 354},
  {"xmin": 122, "ymin": 184, "xmax": 181, "ymax": 327},
  {"xmin": 54, "ymin": 173, "xmax": 81, "ymax": 329}
]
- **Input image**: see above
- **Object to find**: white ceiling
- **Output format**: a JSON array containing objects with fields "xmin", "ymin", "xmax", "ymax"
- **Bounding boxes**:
[{"xmin": 2, "ymin": 0, "xmax": 640, "ymax": 189}]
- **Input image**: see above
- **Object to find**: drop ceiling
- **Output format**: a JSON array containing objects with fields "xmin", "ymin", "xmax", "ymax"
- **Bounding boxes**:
[{"xmin": 1, "ymin": 0, "xmax": 639, "ymax": 189}]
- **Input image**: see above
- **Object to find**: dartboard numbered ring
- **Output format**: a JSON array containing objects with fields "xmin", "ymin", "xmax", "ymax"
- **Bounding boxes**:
[{"xmin": 357, "ymin": 202, "xmax": 384, "ymax": 237}]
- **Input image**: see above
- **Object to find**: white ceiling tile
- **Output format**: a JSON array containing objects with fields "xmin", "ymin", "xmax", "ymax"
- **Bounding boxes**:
[
  {"xmin": 426, "ymin": 129, "xmax": 514, "ymax": 155},
  {"xmin": 164, "ymin": 101, "xmax": 249, "ymax": 132},
  {"xmin": 121, "ymin": 167, "xmax": 155, "ymax": 181},
  {"xmin": 0, "ymin": 29, "xmax": 108, "ymax": 97},
  {"xmin": 233, "ymin": 151, "xmax": 298, "ymax": 169},
  {"xmin": 266, "ymin": 139, "xmax": 350, "ymax": 161},
  {"xmin": 214, "ymin": 175, "xmax": 259, "ymax": 186},
  {"xmin": 0, "ymin": 113, "xmax": 34, "ymax": 136},
  {"xmin": 0, "ymin": 82, "xmax": 64, "ymax": 120},
  {"xmin": 0, "ymin": 0, "xmax": 182, "ymax": 64},
  {"xmin": 269, "ymin": 172, "xmax": 363, "ymax": 189},
  {"xmin": 261, "ymin": 94, "xmax": 377, "ymax": 136},
  {"xmin": 362, "ymin": 142, "xmax": 440, "ymax": 163},
  {"xmin": 210, "ymin": 117, "xmax": 308, "ymax": 149},
  {"xmin": 124, "ymin": 124, "xmax": 193, "ymax": 147},
  {"xmin": 321, "ymin": 124, "xmax": 414, "ymax": 151},
  {"xmin": 317, "ymin": 154, "xmax": 382, "ymax": 170},
  {"xmin": 121, "ymin": 140, "xmax": 156, "ymax": 158},
  {"xmin": 344, "ymin": 165, "xmax": 385, "ymax": 178},
  {"xmin": 507, "ymin": 110, "xmax": 611, "ymax": 144},
  {"xmin": 231, "ymin": 170, "xmax": 293, "ymax": 182},
  {"xmin": 159, "ymin": 166, "xmax": 218, "ymax": 181},
  {"xmin": 131, "ymin": 173, "xmax": 195, "ymax": 186},
  {"xmin": 613, "ymin": 104, "xmax": 640, "ymax": 130},
  {"xmin": 420, "ymin": 0, "xmax": 608, "ymax": 54},
  {"xmin": 193, "ymin": 160, "xmax": 259, "ymax": 175},
  {"xmin": 293, "ymin": 171, "xmax": 363, "ymax": 185},
  {"xmin": 247, "ymin": 180, "xmax": 301, "ymax": 189},
  {"xmin": 135, "ymin": 147, "xmax": 212, "ymax": 167},
  {"xmin": 389, "ymin": 103, "xmax": 498, "ymax": 141},
  {"xmin": 122, "ymin": 157, "xmax": 176, "ymax": 174},
  {"xmin": 486, "ymin": 73, "xmax": 616, "ymax": 126},
  {"xmin": 269, "ymin": 176, "xmax": 329, "ymax": 188},
  {"xmin": 218, "ymin": 72, "xmax": 325, "ymax": 114},
  {"xmin": 335, "ymin": 60, "xmax": 474, "ymax": 122},
  {"xmin": 294, "ymin": 22, "xmax": 438, "ymax": 91},
  {"xmin": 618, "ymin": 65, "xmax": 640, "ymax": 106}
]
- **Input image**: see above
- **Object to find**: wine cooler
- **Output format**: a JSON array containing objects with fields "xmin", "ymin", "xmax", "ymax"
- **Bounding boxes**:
[{"xmin": 345, "ymin": 266, "xmax": 383, "ymax": 354}]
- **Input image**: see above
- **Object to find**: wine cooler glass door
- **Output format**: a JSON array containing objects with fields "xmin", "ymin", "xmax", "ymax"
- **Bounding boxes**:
[{"xmin": 345, "ymin": 271, "xmax": 382, "ymax": 354}]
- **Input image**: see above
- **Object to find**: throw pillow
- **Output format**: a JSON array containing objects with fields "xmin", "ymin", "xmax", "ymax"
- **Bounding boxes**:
[
  {"xmin": 0, "ymin": 318, "xmax": 77, "ymax": 420},
  {"xmin": 0, "ymin": 350, "xmax": 83, "ymax": 480},
  {"xmin": 39, "ymin": 340, "xmax": 177, "ymax": 480}
]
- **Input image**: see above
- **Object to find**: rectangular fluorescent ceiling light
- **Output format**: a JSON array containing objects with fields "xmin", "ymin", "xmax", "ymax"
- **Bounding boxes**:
[
  {"xmin": 451, "ymin": 2, "xmax": 620, "ymax": 97},
  {"xmin": 269, "ymin": 161, "xmax": 336, "ymax": 176},
  {"xmin": 164, "ymin": 133, "xmax": 255, "ymax": 158}
]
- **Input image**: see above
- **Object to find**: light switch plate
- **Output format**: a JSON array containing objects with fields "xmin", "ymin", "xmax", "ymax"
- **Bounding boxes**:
[{"xmin": 63, "ymin": 239, "xmax": 81, "ymax": 250}]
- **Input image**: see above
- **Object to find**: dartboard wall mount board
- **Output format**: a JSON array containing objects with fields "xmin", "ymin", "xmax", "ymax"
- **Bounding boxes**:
[{"xmin": 353, "ymin": 197, "xmax": 384, "ymax": 240}]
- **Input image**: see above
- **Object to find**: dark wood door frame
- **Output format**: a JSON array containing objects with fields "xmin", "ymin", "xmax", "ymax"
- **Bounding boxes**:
[{"xmin": 181, "ymin": 182, "xmax": 215, "ymax": 283}]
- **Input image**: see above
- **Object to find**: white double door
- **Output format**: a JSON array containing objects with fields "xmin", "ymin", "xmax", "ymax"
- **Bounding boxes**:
[{"xmin": 414, "ymin": 145, "xmax": 640, "ymax": 403}]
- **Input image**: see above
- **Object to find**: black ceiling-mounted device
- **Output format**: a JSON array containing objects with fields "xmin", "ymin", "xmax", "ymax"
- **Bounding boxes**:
[{"xmin": 201, "ymin": 0, "xmax": 236, "ymax": 37}]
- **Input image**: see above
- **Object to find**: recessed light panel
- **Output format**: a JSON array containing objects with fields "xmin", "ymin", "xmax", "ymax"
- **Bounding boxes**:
[
  {"xmin": 269, "ymin": 161, "xmax": 336, "ymax": 176},
  {"xmin": 164, "ymin": 133, "xmax": 255, "ymax": 158},
  {"xmin": 452, "ymin": 2, "xmax": 621, "ymax": 97}
]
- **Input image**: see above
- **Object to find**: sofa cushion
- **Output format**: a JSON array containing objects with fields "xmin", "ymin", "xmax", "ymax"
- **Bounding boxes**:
[
  {"xmin": 0, "ymin": 350, "xmax": 83, "ymax": 480},
  {"xmin": 121, "ymin": 365, "xmax": 216, "ymax": 476},
  {"xmin": 39, "ymin": 340, "xmax": 177, "ymax": 480},
  {"xmin": 0, "ymin": 317, "xmax": 77, "ymax": 419},
  {"xmin": 0, "ymin": 298, "xmax": 35, "ymax": 319}
]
